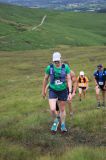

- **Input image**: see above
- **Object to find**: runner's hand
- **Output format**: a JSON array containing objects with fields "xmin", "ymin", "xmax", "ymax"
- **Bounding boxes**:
[
  {"xmin": 42, "ymin": 91, "xmax": 46, "ymax": 99},
  {"xmin": 103, "ymin": 85, "xmax": 106, "ymax": 90},
  {"xmin": 72, "ymin": 92, "xmax": 76, "ymax": 98},
  {"xmin": 86, "ymin": 87, "xmax": 88, "ymax": 91},
  {"xmin": 68, "ymin": 93, "xmax": 72, "ymax": 101}
]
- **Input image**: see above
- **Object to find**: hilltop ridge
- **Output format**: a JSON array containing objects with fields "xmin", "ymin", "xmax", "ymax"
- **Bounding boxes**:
[{"xmin": 0, "ymin": 0, "xmax": 106, "ymax": 11}]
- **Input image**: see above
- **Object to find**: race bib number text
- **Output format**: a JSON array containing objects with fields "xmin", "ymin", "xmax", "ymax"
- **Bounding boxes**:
[
  {"xmin": 55, "ymin": 80, "xmax": 63, "ymax": 85},
  {"xmin": 99, "ymin": 82, "xmax": 103, "ymax": 85}
]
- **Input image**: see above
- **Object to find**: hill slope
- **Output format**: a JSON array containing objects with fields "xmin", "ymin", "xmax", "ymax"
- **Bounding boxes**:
[
  {"xmin": 0, "ymin": 4, "xmax": 106, "ymax": 51},
  {"xmin": 0, "ymin": 4, "xmax": 106, "ymax": 160},
  {"xmin": 0, "ymin": 45, "xmax": 106, "ymax": 160}
]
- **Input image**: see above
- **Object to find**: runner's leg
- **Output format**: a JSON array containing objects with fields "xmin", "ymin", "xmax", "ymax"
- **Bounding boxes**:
[
  {"xmin": 79, "ymin": 88, "xmax": 82, "ymax": 101},
  {"xmin": 101, "ymin": 90, "xmax": 106, "ymax": 107},
  {"xmin": 49, "ymin": 99, "xmax": 57, "ymax": 119},
  {"xmin": 59, "ymin": 101, "xmax": 66, "ymax": 124},
  {"xmin": 59, "ymin": 101, "xmax": 67, "ymax": 132},
  {"xmin": 56, "ymin": 101, "xmax": 60, "ymax": 119},
  {"xmin": 49, "ymin": 89, "xmax": 59, "ymax": 132},
  {"xmin": 68, "ymin": 100, "xmax": 73, "ymax": 116},
  {"xmin": 83, "ymin": 88, "xmax": 86, "ymax": 99},
  {"xmin": 95, "ymin": 85, "xmax": 100, "ymax": 107}
]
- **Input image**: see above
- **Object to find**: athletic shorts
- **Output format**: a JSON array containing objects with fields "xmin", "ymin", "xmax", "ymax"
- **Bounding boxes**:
[
  {"xmin": 79, "ymin": 87, "xmax": 86, "ymax": 90},
  {"xmin": 78, "ymin": 87, "xmax": 86, "ymax": 94},
  {"xmin": 98, "ymin": 85, "xmax": 105, "ymax": 91},
  {"xmin": 49, "ymin": 88, "xmax": 68, "ymax": 101}
]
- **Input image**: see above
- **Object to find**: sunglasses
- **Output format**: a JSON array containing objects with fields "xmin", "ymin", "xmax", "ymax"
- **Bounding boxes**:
[
  {"xmin": 98, "ymin": 67, "xmax": 102, "ymax": 69},
  {"xmin": 54, "ymin": 61, "xmax": 60, "ymax": 63}
]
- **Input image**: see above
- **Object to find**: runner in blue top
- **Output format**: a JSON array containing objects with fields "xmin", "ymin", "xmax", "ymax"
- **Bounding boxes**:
[{"xmin": 93, "ymin": 64, "xmax": 106, "ymax": 108}]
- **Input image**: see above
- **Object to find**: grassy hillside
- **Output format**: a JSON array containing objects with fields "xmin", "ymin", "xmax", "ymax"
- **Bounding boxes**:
[
  {"xmin": 0, "ymin": 46, "xmax": 106, "ymax": 160},
  {"xmin": 0, "ymin": 3, "xmax": 106, "ymax": 51},
  {"xmin": 0, "ymin": 3, "xmax": 106, "ymax": 160}
]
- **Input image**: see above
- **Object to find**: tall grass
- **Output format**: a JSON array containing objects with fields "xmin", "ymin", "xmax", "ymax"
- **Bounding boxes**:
[
  {"xmin": 61, "ymin": 146, "xmax": 106, "ymax": 160},
  {"xmin": 0, "ymin": 46, "xmax": 106, "ymax": 159},
  {"xmin": 37, "ymin": 147, "xmax": 106, "ymax": 160}
]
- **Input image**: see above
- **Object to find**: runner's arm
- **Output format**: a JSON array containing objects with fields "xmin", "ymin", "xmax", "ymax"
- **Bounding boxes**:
[
  {"xmin": 76, "ymin": 76, "xmax": 79, "ymax": 89},
  {"xmin": 85, "ymin": 77, "xmax": 89, "ymax": 90},
  {"xmin": 67, "ymin": 73, "xmax": 72, "ymax": 100},
  {"xmin": 42, "ymin": 73, "xmax": 49, "ymax": 98},
  {"xmin": 71, "ymin": 71, "xmax": 77, "ymax": 94},
  {"xmin": 94, "ymin": 76, "xmax": 98, "ymax": 86},
  {"xmin": 45, "ymin": 83, "xmax": 49, "ymax": 95},
  {"xmin": 86, "ymin": 81, "xmax": 89, "ymax": 90}
]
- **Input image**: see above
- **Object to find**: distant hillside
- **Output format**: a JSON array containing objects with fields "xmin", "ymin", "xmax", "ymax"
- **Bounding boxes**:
[{"xmin": 0, "ymin": 4, "xmax": 106, "ymax": 51}]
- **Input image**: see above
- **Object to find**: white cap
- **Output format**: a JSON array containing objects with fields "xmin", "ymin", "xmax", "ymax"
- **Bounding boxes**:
[
  {"xmin": 80, "ymin": 71, "xmax": 84, "ymax": 76},
  {"xmin": 52, "ymin": 52, "xmax": 61, "ymax": 62}
]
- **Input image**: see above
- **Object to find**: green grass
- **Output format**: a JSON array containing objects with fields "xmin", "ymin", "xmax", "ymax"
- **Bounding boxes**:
[
  {"xmin": 60, "ymin": 147, "xmax": 106, "ymax": 160},
  {"xmin": 0, "ymin": 3, "xmax": 106, "ymax": 160},
  {"xmin": 0, "ymin": 4, "xmax": 106, "ymax": 51},
  {"xmin": 0, "ymin": 46, "xmax": 106, "ymax": 160}
]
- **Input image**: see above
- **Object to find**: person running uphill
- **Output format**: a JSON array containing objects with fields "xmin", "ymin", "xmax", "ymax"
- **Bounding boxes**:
[
  {"xmin": 94, "ymin": 64, "xmax": 106, "ymax": 108},
  {"xmin": 63, "ymin": 61, "xmax": 77, "ymax": 116},
  {"xmin": 46, "ymin": 62, "xmax": 77, "ymax": 118},
  {"xmin": 42, "ymin": 52, "xmax": 72, "ymax": 133},
  {"xmin": 77, "ymin": 71, "xmax": 89, "ymax": 101}
]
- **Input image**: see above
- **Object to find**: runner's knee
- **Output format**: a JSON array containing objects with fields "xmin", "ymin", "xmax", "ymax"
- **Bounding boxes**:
[
  {"xmin": 50, "ymin": 109, "xmax": 56, "ymax": 114},
  {"xmin": 60, "ymin": 110, "xmax": 66, "ymax": 116}
]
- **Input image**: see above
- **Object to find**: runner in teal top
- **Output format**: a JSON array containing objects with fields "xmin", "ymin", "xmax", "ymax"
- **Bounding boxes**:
[{"xmin": 42, "ymin": 52, "xmax": 72, "ymax": 133}]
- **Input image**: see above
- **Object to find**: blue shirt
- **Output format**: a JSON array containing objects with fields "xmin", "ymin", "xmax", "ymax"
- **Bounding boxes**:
[{"xmin": 94, "ymin": 70, "xmax": 106, "ymax": 83}]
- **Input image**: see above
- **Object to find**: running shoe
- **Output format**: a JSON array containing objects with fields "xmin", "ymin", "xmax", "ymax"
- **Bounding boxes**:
[
  {"xmin": 70, "ymin": 112, "xmax": 74, "ymax": 117},
  {"xmin": 51, "ymin": 118, "xmax": 59, "ymax": 132},
  {"xmin": 61, "ymin": 123, "xmax": 67, "ymax": 132},
  {"xmin": 101, "ymin": 102, "xmax": 105, "ymax": 108},
  {"xmin": 97, "ymin": 102, "xmax": 101, "ymax": 108}
]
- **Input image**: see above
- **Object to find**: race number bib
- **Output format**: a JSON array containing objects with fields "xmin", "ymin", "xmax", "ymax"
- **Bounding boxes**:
[
  {"xmin": 81, "ymin": 83, "xmax": 85, "ymax": 87},
  {"xmin": 99, "ymin": 82, "xmax": 103, "ymax": 85},
  {"xmin": 55, "ymin": 80, "xmax": 63, "ymax": 85}
]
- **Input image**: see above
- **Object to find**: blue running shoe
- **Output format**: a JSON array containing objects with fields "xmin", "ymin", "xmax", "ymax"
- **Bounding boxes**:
[
  {"xmin": 51, "ymin": 118, "xmax": 59, "ymax": 132},
  {"xmin": 61, "ymin": 123, "xmax": 67, "ymax": 132}
]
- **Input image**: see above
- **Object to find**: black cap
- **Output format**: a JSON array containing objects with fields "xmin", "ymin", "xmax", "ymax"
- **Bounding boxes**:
[{"xmin": 97, "ymin": 64, "xmax": 103, "ymax": 68}]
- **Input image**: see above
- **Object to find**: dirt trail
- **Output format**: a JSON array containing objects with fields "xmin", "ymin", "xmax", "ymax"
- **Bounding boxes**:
[{"xmin": 31, "ymin": 15, "xmax": 47, "ymax": 31}]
